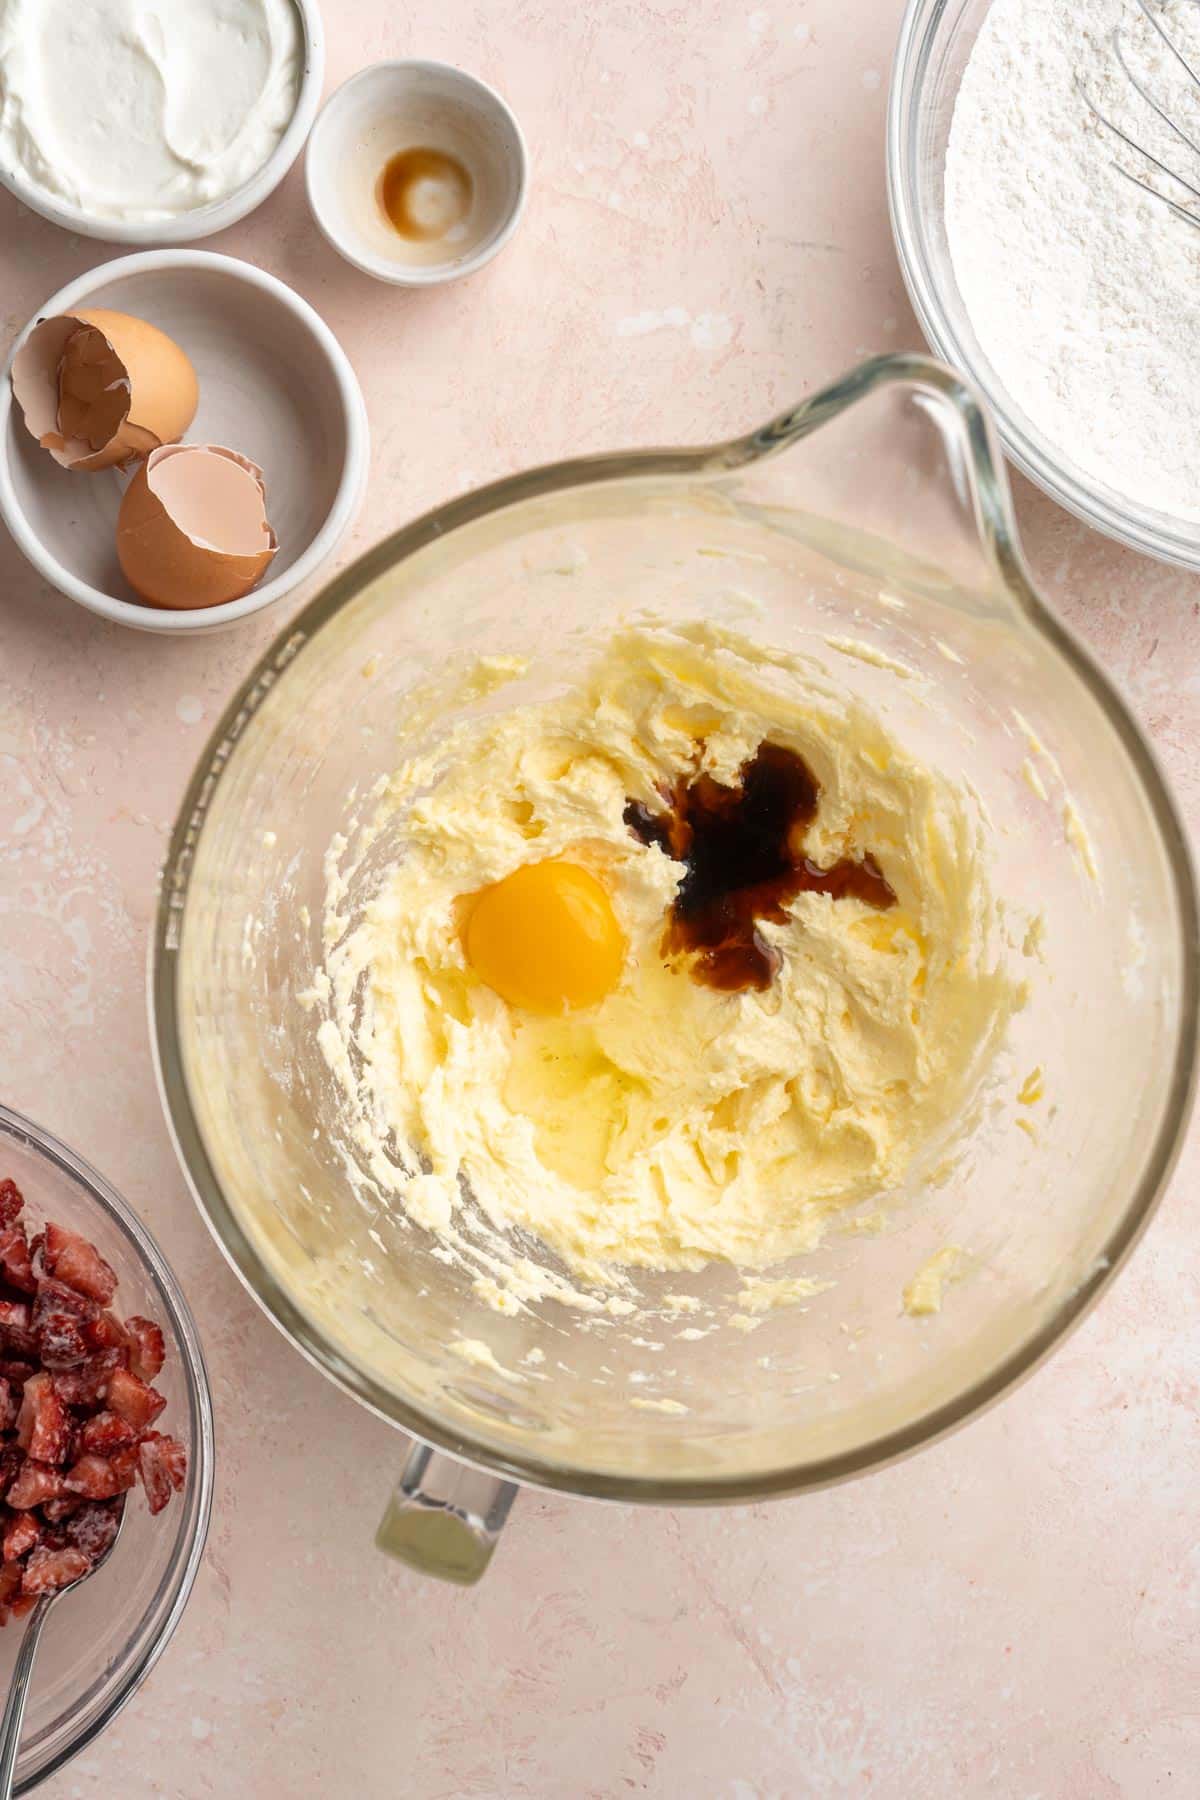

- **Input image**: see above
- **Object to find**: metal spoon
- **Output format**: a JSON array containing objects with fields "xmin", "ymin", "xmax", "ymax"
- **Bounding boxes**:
[{"xmin": 0, "ymin": 1505, "xmax": 126, "ymax": 1798}]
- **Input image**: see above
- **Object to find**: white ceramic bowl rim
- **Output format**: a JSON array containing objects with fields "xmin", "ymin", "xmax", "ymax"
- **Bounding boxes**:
[
  {"xmin": 305, "ymin": 59, "xmax": 530, "ymax": 287},
  {"xmin": 0, "ymin": 249, "xmax": 370, "ymax": 631},
  {"xmin": 0, "ymin": 0, "xmax": 325, "ymax": 246}
]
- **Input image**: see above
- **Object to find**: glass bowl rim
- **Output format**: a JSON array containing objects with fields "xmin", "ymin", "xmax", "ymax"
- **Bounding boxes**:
[
  {"xmin": 886, "ymin": 0, "xmax": 1200, "ymax": 572},
  {"xmin": 0, "ymin": 1102, "xmax": 215, "ymax": 1793},
  {"xmin": 150, "ymin": 352, "xmax": 1199, "ymax": 1504}
]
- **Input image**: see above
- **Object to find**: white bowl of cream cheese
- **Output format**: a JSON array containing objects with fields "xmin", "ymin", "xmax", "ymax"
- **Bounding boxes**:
[{"xmin": 0, "ymin": 0, "xmax": 324, "ymax": 243}]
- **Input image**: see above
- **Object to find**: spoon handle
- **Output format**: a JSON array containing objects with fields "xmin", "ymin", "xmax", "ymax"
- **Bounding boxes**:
[{"xmin": 0, "ymin": 1594, "xmax": 53, "ymax": 1798}]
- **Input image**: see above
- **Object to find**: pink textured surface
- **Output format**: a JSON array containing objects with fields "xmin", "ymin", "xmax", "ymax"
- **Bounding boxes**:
[{"xmin": 1, "ymin": 1, "xmax": 1197, "ymax": 1794}]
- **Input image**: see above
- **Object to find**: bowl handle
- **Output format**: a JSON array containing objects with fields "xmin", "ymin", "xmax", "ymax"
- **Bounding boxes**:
[
  {"xmin": 715, "ymin": 352, "xmax": 1040, "ymax": 628},
  {"xmin": 375, "ymin": 1443, "xmax": 518, "ymax": 1584}
]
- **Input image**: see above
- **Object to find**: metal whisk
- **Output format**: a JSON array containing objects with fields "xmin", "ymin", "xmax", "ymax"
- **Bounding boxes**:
[{"xmin": 1079, "ymin": 0, "xmax": 1200, "ymax": 225}]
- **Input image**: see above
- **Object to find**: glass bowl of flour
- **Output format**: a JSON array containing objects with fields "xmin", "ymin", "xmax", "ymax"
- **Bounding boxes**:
[{"xmin": 890, "ymin": 0, "xmax": 1200, "ymax": 568}]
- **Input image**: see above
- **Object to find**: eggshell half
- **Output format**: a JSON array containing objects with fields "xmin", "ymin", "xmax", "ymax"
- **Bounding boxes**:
[
  {"xmin": 10, "ymin": 309, "xmax": 199, "ymax": 472},
  {"xmin": 116, "ymin": 443, "xmax": 278, "ymax": 610}
]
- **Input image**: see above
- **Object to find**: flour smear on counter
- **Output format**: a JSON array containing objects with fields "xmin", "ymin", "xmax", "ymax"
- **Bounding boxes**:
[
  {"xmin": 0, "ymin": 0, "xmax": 301, "ymax": 220},
  {"xmin": 945, "ymin": 0, "xmax": 1200, "ymax": 522}
]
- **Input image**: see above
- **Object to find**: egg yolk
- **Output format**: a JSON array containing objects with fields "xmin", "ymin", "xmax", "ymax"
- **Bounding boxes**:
[{"xmin": 464, "ymin": 860, "xmax": 625, "ymax": 1014}]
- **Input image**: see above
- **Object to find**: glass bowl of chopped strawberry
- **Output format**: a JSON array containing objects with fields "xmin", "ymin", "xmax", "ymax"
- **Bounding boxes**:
[{"xmin": 0, "ymin": 1104, "xmax": 213, "ymax": 1794}]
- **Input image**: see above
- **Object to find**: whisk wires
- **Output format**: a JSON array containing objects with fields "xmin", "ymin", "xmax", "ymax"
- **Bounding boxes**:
[{"xmin": 1079, "ymin": 0, "xmax": 1200, "ymax": 224}]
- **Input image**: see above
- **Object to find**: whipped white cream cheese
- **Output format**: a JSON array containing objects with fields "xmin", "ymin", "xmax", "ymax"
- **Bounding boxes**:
[{"xmin": 0, "ymin": 0, "xmax": 302, "ymax": 221}]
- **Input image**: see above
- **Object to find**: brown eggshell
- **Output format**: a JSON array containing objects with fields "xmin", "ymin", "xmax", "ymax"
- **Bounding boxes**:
[
  {"xmin": 116, "ymin": 443, "xmax": 277, "ymax": 611},
  {"xmin": 9, "ymin": 308, "xmax": 198, "ymax": 472}
]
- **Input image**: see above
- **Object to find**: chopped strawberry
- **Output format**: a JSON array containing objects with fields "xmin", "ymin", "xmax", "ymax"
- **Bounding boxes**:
[
  {"xmin": 40, "ymin": 1496, "xmax": 81, "ymax": 1523},
  {"xmin": 64, "ymin": 1450, "xmax": 138, "ymax": 1500},
  {"xmin": 137, "ymin": 1434, "xmax": 187, "ymax": 1515},
  {"xmin": 0, "ymin": 1300, "xmax": 37, "ymax": 1359},
  {"xmin": 78, "ymin": 1411, "xmax": 137, "ymax": 1455},
  {"xmin": 164, "ymin": 1439, "xmax": 186, "ymax": 1490},
  {"xmin": 33, "ymin": 1279, "xmax": 97, "ymax": 1328},
  {"xmin": 9, "ymin": 1595, "xmax": 36, "ymax": 1619},
  {"xmin": 17, "ymin": 1373, "xmax": 72, "ymax": 1465},
  {"xmin": 36, "ymin": 1312, "xmax": 90, "ymax": 1370},
  {"xmin": 0, "ymin": 1183, "xmax": 23, "ymax": 1230},
  {"xmin": 105, "ymin": 1368, "xmax": 166, "ymax": 1432},
  {"xmin": 2, "ymin": 1511, "xmax": 39, "ymax": 1561},
  {"xmin": 21, "ymin": 1545, "xmax": 89, "ymax": 1595},
  {"xmin": 51, "ymin": 1348, "xmax": 124, "ymax": 1410},
  {"xmin": 13, "ymin": 1385, "xmax": 30, "ymax": 1453},
  {"xmin": 0, "ymin": 1229, "xmax": 35, "ymax": 1295},
  {"xmin": 125, "ymin": 1317, "xmax": 165, "ymax": 1382},
  {"xmin": 110, "ymin": 1446, "xmax": 140, "ymax": 1489},
  {"xmin": 65, "ymin": 1500, "xmax": 121, "ymax": 1559},
  {"xmin": 0, "ymin": 1381, "xmax": 14, "ymax": 1436},
  {"xmin": 6, "ymin": 1460, "xmax": 68, "ymax": 1509},
  {"xmin": 42, "ymin": 1225, "xmax": 117, "ymax": 1306},
  {"xmin": 84, "ymin": 1311, "xmax": 129, "ymax": 1354},
  {"xmin": 0, "ymin": 1566, "xmax": 18, "ymax": 1624},
  {"xmin": 137, "ymin": 1448, "xmax": 173, "ymax": 1515},
  {"xmin": 0, "ymin": 1362, "xmax": 36, "ymax": 1391}
]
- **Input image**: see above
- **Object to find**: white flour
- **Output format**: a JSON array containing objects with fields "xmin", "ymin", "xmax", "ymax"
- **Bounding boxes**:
[{"xmin": 945, "ymin": 0, "xmax": 1200, "ymax": 523}]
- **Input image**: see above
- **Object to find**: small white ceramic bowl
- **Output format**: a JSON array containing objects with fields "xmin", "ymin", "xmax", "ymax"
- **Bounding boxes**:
[
  {"xmin": 0, "ymin": 1, "xmax": 325, "ymax": 245},
  {"xmin": 0, "ymin": 250, "xmax": 369, "ymax": 634},
  {"xmin": 306, "ymin": 61, "xmax": 529, "ymax": 286}
]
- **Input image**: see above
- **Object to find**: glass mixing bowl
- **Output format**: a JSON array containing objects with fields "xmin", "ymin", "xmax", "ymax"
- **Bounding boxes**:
[
  {"xmin": 0, "ymin": 1105, "xmax": 214, "ymax": 1790},
  {"xmin": 152, "ymin": 354, "xmax": 1197, "ymax": 1583},
  {"xmin": 888, "ymin": 0, "xmax": 1200, "ymax": 570}
]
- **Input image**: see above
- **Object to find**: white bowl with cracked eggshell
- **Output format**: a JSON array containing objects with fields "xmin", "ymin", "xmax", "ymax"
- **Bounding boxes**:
[
  {"xmin": 0, "ymin": 251, "xmax": 369, "ymax": 633},
  {"xmin": 0, "ymin": 0, "xmax": 324, "ymax": 244}
]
